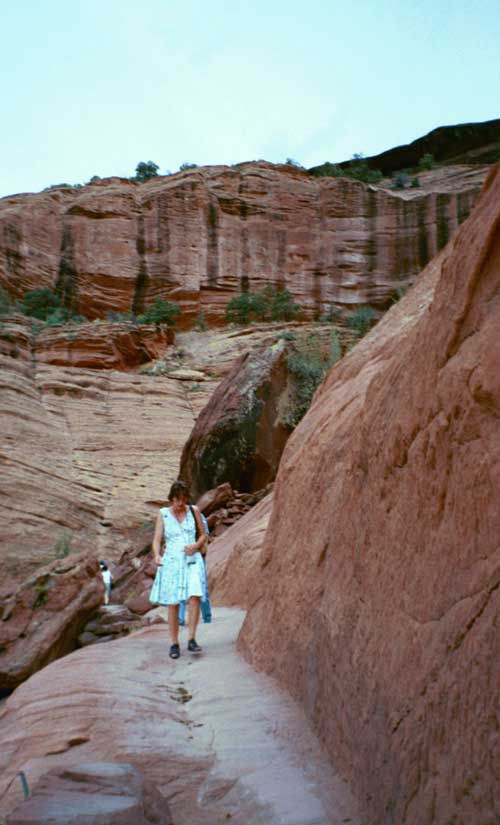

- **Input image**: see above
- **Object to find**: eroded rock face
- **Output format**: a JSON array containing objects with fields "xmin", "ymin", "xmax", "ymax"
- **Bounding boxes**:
[
  {"xmin": 0, "ymin": 552, "xmax": 104, "ymax": 690},
  {"xmin": 34, "ymin": 320, "xmax": 174, "ymax": 370},
  {"xmin": 180, "ymin": 340, "xmax": 291, "ymax": 497},
  {"xmin": 0, "ymin": 163, "xmax": 486, "ymax": 324},
  {"xmin": 0, "ymin": 318, "xmax": 196, "ymax": 589},
  {"xmin": 208, "ymin": 493, "xmax": 272, "ymax": 608},
  {"xmin": 8, "ymin": 762, "xmax": 173, "ymax": 825},
  {"xmin": 238, "ymin": 166, "xmax": 500, "ymax": 825}
]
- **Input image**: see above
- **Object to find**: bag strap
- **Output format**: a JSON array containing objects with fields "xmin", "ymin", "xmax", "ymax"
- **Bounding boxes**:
[{"xmin": 190, "ymin": 504, "xmax": 201, "ymax": 540}]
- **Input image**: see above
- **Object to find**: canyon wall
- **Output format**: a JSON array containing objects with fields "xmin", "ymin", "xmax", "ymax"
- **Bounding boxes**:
[
  {"xmin": 0, "ymin": 163, "xmax": 484, "ymax": 325},
  {"xmin": 238, "ymin": 165, "xmax": 500, "ymax": 825},
  {"xmin": 0, "ymin": 318, "xmax": 197, "ymax": 592}
]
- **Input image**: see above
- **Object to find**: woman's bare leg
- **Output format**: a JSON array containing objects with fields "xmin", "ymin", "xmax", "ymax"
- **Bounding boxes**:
[
  {"xmin": 168, "ymin": 604, "xmax": 180, "ymax": 644},
  {"xmin": 188, "ymin": 596, "xmax": 200, "ymax": 640}
]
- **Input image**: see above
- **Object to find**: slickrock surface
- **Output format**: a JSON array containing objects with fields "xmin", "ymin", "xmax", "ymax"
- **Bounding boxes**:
[
  {"xmin": 0, "ymin": 608, "xmax": 359, "ymax": 825},
  {"xmin": 0, "ymin": 162, "xmax": 486, "ymax": 322},
  {"xmin": 208, "ymin": 493, "xmax": 272, "ymax": 607},
  {"xmin": 0, "ymin": 553, "xmax": 103, "ymax": 690},
  {"xmin": 238, "ymin": 166, "xmax": 500, "ymax": 824},
  {"xmin": 8, "ymin": 762, "xmax": 173, "ymax": 825}
]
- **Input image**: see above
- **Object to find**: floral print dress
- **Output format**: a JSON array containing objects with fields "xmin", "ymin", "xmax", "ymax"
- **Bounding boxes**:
[{"xmin": 150, "ymin": 507, "xmax": 207, "ymax": 606}]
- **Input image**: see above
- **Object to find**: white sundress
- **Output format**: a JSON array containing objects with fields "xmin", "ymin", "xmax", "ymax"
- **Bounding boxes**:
[{"xmin": 149, "ymin": 507, "xmax": 207, "ymax": 606}]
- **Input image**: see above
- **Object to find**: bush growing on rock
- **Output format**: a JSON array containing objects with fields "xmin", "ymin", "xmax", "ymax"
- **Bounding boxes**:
[
  {"xmin": 345, "ymin": 306, "xmax": 377, "ymax": 337},
  {"xmin": 134, "ymin": 160, "xmax": 159, "ymax": 181},
  {"xmin": 310, "ymin": 155, "xmax": 383, "ymax": 183},
  {"xmin": 21, "ymin": 288, "xmax": 63, "ymax": 320},
  {"xmin": 137, "ymin": 299, "xmax": 180, "ymax": 326},
  {"xmin": 419, "ymin": 152, "xmax": 435, "ymax": 170},
  {"xmin": 285, "ymin": 331, "xmax": 342, "ymax": 428},
  {"xmin": 225, "ymin": 286, "xmax": 300, "ymax": 325},
  {"xmin": 225, "ymin": 292, "xmax": 267, "ymax": 325},
  {"xmin": 392, "ymin": 171, "xmax": 411, "ymax": 190},
  {"xmin": 19, "ymin": 288, "xmax": 87, "ymax": 326}
]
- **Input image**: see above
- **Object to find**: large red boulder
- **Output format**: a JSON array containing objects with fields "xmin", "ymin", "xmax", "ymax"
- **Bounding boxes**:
[
  {"xmin": 239, "ymin": 166, "xmax": 500, "ymax": 825},
  {"xmin": 0, "ymin": 552, "xmax": 104, "ymax": 690},
  {"xmin": 180, "ymin": 341, "xmax": 291, "ymax": 497}
]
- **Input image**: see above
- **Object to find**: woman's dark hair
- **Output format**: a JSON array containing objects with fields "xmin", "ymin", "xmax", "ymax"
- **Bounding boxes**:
[
  {"xmin": 99, "ymin": 560, "xmax": 108, "ymax": 571},
  {"xmin": 168, "ymin": 480, "xmax": 190, "ymax": 501}
]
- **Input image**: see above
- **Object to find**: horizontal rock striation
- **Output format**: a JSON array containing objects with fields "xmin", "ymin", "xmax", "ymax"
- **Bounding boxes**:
[
  {"xmin": 0, "ymin": 318, "xmax": 195, "ymax": 589},
  {"xmin": 0, "ymin": 163, "xmax": 486, "ymax": 325},
  {"xmin": 238, "ymin": 166, "xmax": 500, "ymax": 825}
]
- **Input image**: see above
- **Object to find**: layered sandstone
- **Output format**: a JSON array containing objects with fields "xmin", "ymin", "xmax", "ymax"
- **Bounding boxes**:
[
  {"xmin": 0, "ymin": 317, "xmax": 330, "ymax": 589},
  {"xmin": 0, "ymin": 553, "xmax": 104, "ymax": 690},
  {"xmin": 238, "ymin": 166, "xmax": 500, "ymax": 825},
  {"xmin": 0, "ymin": 317, "xmax": 195, "ymax": 589},
  {"xmin": 0, "ymin": 162, "xmax": 487, "ymax": 325}
]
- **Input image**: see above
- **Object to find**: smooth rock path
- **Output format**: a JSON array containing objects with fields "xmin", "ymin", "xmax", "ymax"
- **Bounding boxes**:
[{"xmin": 0, "ymin": 608, "xmax": 360, "ymax": 825}]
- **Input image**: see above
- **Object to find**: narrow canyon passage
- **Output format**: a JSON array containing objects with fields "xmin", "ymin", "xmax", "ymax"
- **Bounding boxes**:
[{"xmin": 0, "ymin": 608, "xmax": 359, "ymax": 825}]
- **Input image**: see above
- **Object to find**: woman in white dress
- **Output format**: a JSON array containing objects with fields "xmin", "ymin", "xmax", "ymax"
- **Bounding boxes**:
[{"xmin": 150, "ymin": 480, "xmax": 207, "ymax": 659}]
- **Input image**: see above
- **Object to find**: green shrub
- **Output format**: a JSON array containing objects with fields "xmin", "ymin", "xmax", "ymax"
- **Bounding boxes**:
[
  {"xmin": 284, "ymin": 332, "xmax": 342, "ymax": 428},
  {"xmin": 345, "ymin": 306, "xmax": 377, "ymax": 337},
  {"xmin": 225, "ymin": 292, "xmax": 267, "ymax": 325},
  {"xmin": 21, "ymin": 288, "xmax": 62, "ymax": 320},
  {"xmin": 418, "ymin": 153, "xmax": 435, "ymax": 171},
  {"xmin": 266, "ymin": 286, "xmax": 301, "ymax": 321},
  {"xmin": 285, "ymin": 158, "xmax": 303, "ymax": 168},
  {"xmin": 134, "ymin": 161, "xmax": 159, "ymax": 181},
  {"xmin": 392, "ymin": 172, "xmax": 411, "ymax": 190},
  {"xmin": 311, "ymin": 156, "xmax": 383, "ymax": 183},
  {"xmin": 137, "ymin": 299, "xmax": 180, "ymax": 326},
  {"xmin": 411, "ymin": 176, "xmax": 421, "ymax": 188},
  {"xmin": 310, "ymin": 162, "xmax": 345, "ymax": 178},
  {"xmin": 42, "ymin": 307, "xmax": 73, "ymax": 327},
  {"xmin": 0, "ymin": 288, "xmax": 11, "ymax": 315},
  {"xmin": 225, "ymin": 286, "xmax": 300, "ymax": 325},
  {"xmin": 179, "ymin": 162, "xmax": 198, "ymax": 171}
]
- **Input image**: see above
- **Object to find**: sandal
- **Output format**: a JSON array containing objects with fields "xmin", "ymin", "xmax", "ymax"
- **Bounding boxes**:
[
  {"xmin": 169, "ymin": 643, "xmax": 180, "ymax": 659},
  {"xmin": 187, "ymin": 638, "xmax": 202, "ymax": 653}
]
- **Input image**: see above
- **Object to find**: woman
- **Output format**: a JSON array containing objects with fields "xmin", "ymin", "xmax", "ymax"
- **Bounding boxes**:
[{"xmin": 150, "ymin": 480, "xmax": 207, "ymax": 659}]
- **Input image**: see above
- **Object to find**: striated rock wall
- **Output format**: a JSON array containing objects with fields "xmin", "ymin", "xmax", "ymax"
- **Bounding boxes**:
[
  {"xmin": 0, "ymin": 318, "xmax": 195, "ymax": 591},
  {"xmin": 0, "ymin": 164, "xmax": 485, "ymax": 325},
  {"xmin": 238, "ymin": 166, "xmax": 500, "ymax": 825}
]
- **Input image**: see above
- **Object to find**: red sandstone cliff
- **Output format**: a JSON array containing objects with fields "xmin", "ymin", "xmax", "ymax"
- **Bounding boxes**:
[
  {"xmin": 0, "ymin": 163, "xmax": 486, "ymax": 325},
  {"xmin": 238, "ymin": 165, "xmax": 500, "ymax": 825}
]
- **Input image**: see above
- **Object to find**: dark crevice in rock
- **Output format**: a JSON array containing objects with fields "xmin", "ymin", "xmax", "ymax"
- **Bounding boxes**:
[
  {"xmin": 55, "ymin": 223, "xmax": 79, "ymax": 313},
  {"xmin": 207, "ymin": 200, "xmax": 219, "ymax": 286},
  {"xmin": 132, "ymin": 210, "xmax": 149, "ymax": 315}
]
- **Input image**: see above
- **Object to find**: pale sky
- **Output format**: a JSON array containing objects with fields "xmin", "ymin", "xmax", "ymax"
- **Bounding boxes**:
[{"xmin": 1, "ymin": 0, "xmax": 498, "ymax": 197}]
